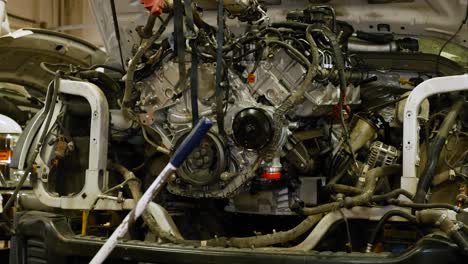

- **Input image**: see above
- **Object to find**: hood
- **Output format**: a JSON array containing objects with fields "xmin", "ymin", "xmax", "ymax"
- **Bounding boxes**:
[
  {"xmin": 0, "ymin": 28, "xmax": 106, "ymax": 95},
  {"xmin": 90, "ymin": 0, "xmax": 468, "ymax": 68}
]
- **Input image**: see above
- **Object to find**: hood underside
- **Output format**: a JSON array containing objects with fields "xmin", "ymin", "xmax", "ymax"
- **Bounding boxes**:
[
  {"xmin": 0, "ymin": 28, "xmax": 106, "ymax": 95},
  {"xmin": 90, "ymin": 0, "xmax": 468, "ymax": 68}
]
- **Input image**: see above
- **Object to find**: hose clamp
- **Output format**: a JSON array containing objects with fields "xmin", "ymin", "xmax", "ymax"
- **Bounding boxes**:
[
  {"xmin": 449, "ymin": 221, "xmax": 464, "ymax": 233},
  {"xmin": 435, "ymin": 213, "xmax": 448, "ymax": 226}
]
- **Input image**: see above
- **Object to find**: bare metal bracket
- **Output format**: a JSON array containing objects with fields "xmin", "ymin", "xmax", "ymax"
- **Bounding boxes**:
[
  {"xmin": 401, "ymin": 75, "xmax": 468, "ymax": 195},
  {"xmin": 33, "ymin": 79, "xmax": 133, "ymax": 210}
]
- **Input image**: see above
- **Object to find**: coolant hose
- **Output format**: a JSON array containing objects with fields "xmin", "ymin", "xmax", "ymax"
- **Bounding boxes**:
[
  {"xmin": 108, "ymin": 162, "xmax": 166, "ymax": 239},
  {"xmin": 302, "ymin": 165, "xmax": 401, "ymax": 215},
  {"xmin": 414, "ymin": 99, "xmax": 465, "ymax": 203},
  {"xmin": 387, "ymin": 199, "xmax": 461, "ymax": 213},
  {"xmin": 77, "ymin": 70, "xmax": 120, "ymax": 109},
  {"xmin": 326, "ymin": 184, "xmax": 362, "ymax": 196},
  {"xmin": 371, "ymin": 188, "xmax": 414, "ymax": 202},
  {"xmin": 417, "ymin": 209, "xmax": 468, "ymax": 255},
  {"xmin": 367, "ymin": 210, "xmax": 417, "ymax": 252},
  {"xmin": 77, "ymin": 71, "xmax": 120, "ymax": 93}
]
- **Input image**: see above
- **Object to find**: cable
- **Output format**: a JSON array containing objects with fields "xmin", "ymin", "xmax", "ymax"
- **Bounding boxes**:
[
  {"xmin": 81, "ymin": 64, "xmax": 126, "ymax": 75},
  {"xmin": 122, "ymin": 14, "xmax": 172, "ymax": 112},
  {"xmin": 173, "ymin": 0, "xmax": 187, "ymax": 94},
  {"xmin": 338, "ymin": 209, "xmax": 353, "ymax": 252},
  {"xmin": 435, "ymin": 2, "xmax": 468, "ymax": 75},
  {"xmin": 215, "ymin": 0, "xmax": 225, "ymax": 135},
  {"xmin": 184, "ymin": 0, "xmax": 199, "ymax": 126},
  {"xmin": 141, "ymin": 126, "xmax": 170, "ymax": 155},
  {"xmin": 414, "ymin": 99, "xmax": 465, "ymax": 203},
  {"xmin": 2, "ymin": 73, "xmax": 61, "ymax": 216},
  {"xmin": 109, "ymin": 0, "xmax": 126, "ymax": 70},
  {"xmin": 318, "ymin": 27, "xmax": 357, "ymax": 167}
]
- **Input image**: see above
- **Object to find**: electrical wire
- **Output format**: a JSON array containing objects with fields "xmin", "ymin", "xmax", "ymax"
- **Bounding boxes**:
[
  {"xmin": 141, "ymin": 126, "xmax": 171, "ymax": 155},
  {"xmin": 338, "ymin": 209, "xmax": 353, "ymax": 252},
  {"xmin": 109, "ymin": 0, "xmax": 126, "ymax": 70},
  {"xmin": 85, "ymin": 175, "xmax": 141, "ymax": 234},
  {"xmin": 80, "ymin": 64, "xmax": 126, "ymax": 74},
  {"xmin": 2, "ymin": 72, "xmax": 62, "ymax": 219},
  {"xmin": 435, "ymin": 2, "xmax": 468, "ymax": 75},
  {"xmin": 215, "ymin": 0, "xmax": 225, "ymax": 135}
]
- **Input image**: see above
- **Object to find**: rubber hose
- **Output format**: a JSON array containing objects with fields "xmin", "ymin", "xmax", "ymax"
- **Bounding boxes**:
[
  {"xmin": 418, "ymin": 209, "xmax": 468, "ymax": 255},
  {"xmin": 414, "ymin": 99, "xmax": 465, "ymax": 203},
  {"xmin": 368, "ymin": 210, "xmax": 417, "ymax": 247},
  {"xmin": 325, "ymin": 184, "xmax": 362, "ymax": 196},
  {"xmin": 451, "ymin": 230, "xmax": 468, "ymax": 254},
  {"xmin": 371, "ymin": 188, "xmax": 414, "ymax": 202},
  {"xmin": 77, "ymin": 70, "xmax": 120, "ymax": 109},
  {"xmin": 108, "ymin": 162, "xmax": 168, "ymax": 239},
  {"xmin": 302, "ymin": 165, "xmax": 401, "ymax": 215},
  {"xmin": 389, "ymin": 199, "xmax": 460, "ymax": 212}
]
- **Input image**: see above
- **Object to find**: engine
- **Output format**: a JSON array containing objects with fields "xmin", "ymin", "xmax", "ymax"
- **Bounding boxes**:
[{"xmin": 134, "ymin": 8, "xmax": 367, "ymax": 215}]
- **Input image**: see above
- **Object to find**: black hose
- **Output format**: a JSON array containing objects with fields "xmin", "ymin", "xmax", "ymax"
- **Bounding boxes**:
[
  {"xmin": 451, "ymin": 230, "xmax": 468, "ymax": 254},
  {"xmin": 371, "ymin": 188, "xmax": 414, "ymax": 202},
  {"xmin": 328, "ymin": 155, "xmax": 351, "ymax": 184},
  {"xmin": 388, "ymin": 199, "xmax": 461, "ymax": 213},
  {"xmin": 368, "ymin": 210, "xmax": 417, "ymax": 248},
  {"xmin": 418, "ymin": 209, "xmax": 468, "ymax": 255},
  {"xmin": 302, "ymin": 165, "xmax": 401, "ymax": 215},
  {"xmin": 76, "ymin": 70, "xmax": 120, "ymax": 108},
  {"xmin": 314, "ymin": 5, "xmax": 337, "ymax": 33},
  {"xmin": 414, "ymin": 99, "xmax": 465, "ymax": 203}
]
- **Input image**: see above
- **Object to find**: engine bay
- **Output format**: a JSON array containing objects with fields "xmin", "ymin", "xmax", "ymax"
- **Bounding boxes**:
[{"xmin": 2, "ymin": 0, "xmax": 468, "ymax": 261}]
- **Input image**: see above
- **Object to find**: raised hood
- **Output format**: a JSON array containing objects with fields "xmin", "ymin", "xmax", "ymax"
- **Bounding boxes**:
[{"xmin": 90, "ymin": 0, "xmax": 468, "ymax": 68}]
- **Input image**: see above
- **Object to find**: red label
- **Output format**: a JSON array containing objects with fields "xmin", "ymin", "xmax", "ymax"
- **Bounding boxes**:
[{"xmin": 261, "ymin": 171, "xmax": 282, "ymax": 180}]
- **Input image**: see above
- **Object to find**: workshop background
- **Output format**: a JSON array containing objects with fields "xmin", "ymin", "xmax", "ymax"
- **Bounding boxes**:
[{"xmin": 7, "ymin": 0, "xmax": 102, "ymax": 46}]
